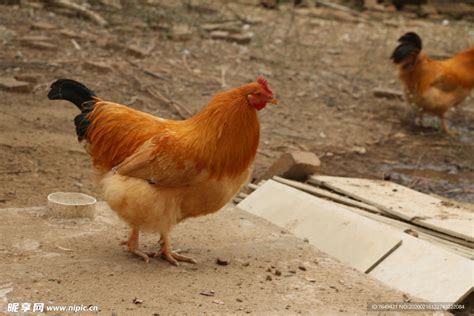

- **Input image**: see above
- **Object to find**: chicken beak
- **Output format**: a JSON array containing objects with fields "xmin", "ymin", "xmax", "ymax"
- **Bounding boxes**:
[{"xmin": 269, "ymin": 98, "xmax": 278, "ymax": 105}]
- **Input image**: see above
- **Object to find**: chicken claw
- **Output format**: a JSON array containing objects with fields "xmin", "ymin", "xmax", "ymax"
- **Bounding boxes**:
[
  {"xmin": 158, "ymin": 235, "xmax": 197, "ymax": 266},
  {"xmin": 440, "ymin": 117, "xmax": 458, "ymax": 137},
  {"xmin": 121, "ymin": 228, "xmax": 156, "ymax": 263},
  {"xmin": 159, "ymin": 249, "xmax": 197, "ymax": 266}
]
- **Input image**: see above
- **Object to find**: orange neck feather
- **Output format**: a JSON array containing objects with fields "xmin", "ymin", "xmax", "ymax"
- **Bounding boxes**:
[{"xmin": 181, "ymin": 84, "xmax": 260, "ymax": 179}]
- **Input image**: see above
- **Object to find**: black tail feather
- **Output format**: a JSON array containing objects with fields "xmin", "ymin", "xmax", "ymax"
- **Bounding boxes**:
[
  {"xmin": 398, "ymin": 32, "xmax": 422, "ymax": 50},
  {"xmin": 391, "ymin": 32, "xmax": 423, "ymax": 64},
  {"xmin": 48, "ymin": 79, "xmax": 97, "ymax": 141},
  {"xmin": 48, "ymin": 79, "xmax": 96, "ymax": 111}
]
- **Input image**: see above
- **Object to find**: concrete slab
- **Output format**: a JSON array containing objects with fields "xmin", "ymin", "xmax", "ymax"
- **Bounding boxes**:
[{"xmin": 237, "ymin": 180, "xmax": 403, "ymax": 273}]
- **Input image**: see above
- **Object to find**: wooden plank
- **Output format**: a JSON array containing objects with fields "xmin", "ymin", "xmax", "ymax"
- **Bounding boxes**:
[
  {"xmin": 232, "ymin": 192, "xmax": 249, "ymax": 204},
  {"xmin": 369, "ymin": 234, "xmax": 474, "ymax": 304},
  {"xmin": 276, "ymin": 177, "xmax": 472, "ymax": 255},
  {"xmin": 309, "ymin": 176, "xmax": 474, "ymax": 243},
  {"xmin": 246, "ymin": 183, "xmax": 259, "ymax": 191},
  {"xmin": 237, "ymin": 180, "xmax": 402, "ymax": 273},
  {"xmin": 273, "ymin": 176, "xmax": 383, "ymax": 215},
  {"xmin": 342, "ymin": 204, "xmax": 474, "ymax": 259}
]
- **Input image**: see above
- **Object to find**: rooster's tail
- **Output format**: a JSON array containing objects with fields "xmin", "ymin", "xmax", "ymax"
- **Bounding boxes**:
[
  {"xmin": 391, "ymin": 32, "xmax": 422, "ymax": 64},
  {"xmin": 48, "ymin": 79, "xmax": 98, "ymax": 141}
]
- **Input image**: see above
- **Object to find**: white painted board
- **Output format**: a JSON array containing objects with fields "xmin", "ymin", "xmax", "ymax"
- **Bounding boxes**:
[
  {"xmin": 370, "ymin": 233, "xmax": 474, "ymax": 303},
  {"xmin": 310, "ymin": 176, "xmax": 474, "ymax": 243},
  {"xmin": 238, "ymin": 180, "xmax": 402, "ymax": 273}
]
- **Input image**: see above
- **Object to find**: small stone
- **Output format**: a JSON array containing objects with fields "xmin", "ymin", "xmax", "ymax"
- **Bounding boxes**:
[
  {"xmin": 74, "ymin": 182, "xmax": 83, "ymax": 188},
  {"xmin": 126, "ymin": 44, "xmax": 152, "ymax": 58},
  {"xmin": 132, "ymin": 297, "xmax": 143, "ymax": 305},
  {"xmin": 351, "ymin": 146, "xmax": 366, "ymax": 155},
  {"xmin": 274, "ymin": 269, "xmax": 281, "ymax": 276},
  {"xmin": 373, "ymin": 88, "xmax": 403, "ymax": 100},
  {"xmin": 265, "ymin": 275, "xmax": 272, "ymax": 281},
  {"xmin": 260, "ymin": 151, "xmax": 321, "ymax": 181},
  {"xmin": 298, "ymin": 264, "xmax": 306, "ymax": 271},
  {"xmin": 289, "ymin": 269, "xmax": 296, "ymax": 274},
  {"xmin": 216, "ymin": 258, "xmax": 229, "ymax": 266},
  {"xmin": 242, "ymin": 262, "xmax": 250, "ymax": 267},
  {"xmin": 169, "ymin": 24, "xmax": 193, "ymax": 41},
  {"xmin": 236, "ymin": 298, "xmax": 243, "ymax": 302},
  {"xmin": 14, "ymin": 73, "xmax": 41, "ymax": 83},
  {"xmin": 83, "ymin": 61, "xmax": 112, "ymax": 73},
  {"xmin": 0, "ymin": 77, "xmax": 32, "ymax": 93},
  {"xmin": 199, "ymin": 290, "xmax": 215, "ymax": 297}
]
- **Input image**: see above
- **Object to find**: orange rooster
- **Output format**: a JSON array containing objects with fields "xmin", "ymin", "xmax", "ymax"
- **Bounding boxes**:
[
  {"xmin": 391, "ymin": 32, "xmax": 474, "ymax": 134},
  {"xmin": 48, "ymin": 78, "xmax": 277, "ymax": 265}
]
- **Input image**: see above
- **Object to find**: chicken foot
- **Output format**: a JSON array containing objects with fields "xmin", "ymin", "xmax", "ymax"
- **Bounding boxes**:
[
  {"xmin": 121, "ymin": 228, "xmax": 156, "ymax": 263},
  {"xmin": 156, "ymin": 234, "xmax": 197, "ymax": 266},
  {"xmin": 440, "ymin": 115, "xmax": 457, "ymax": 136}
]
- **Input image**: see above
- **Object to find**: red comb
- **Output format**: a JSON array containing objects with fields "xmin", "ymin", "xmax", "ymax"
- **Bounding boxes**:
[{"xmin": 257, "ymin": 76, "xmax": 272, "ymax": 95}]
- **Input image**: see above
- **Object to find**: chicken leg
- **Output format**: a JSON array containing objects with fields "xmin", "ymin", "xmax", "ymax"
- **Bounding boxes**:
[
  {"xmin": 440, "ymin": 115, "xmax": 457, "ymax": 136},
  {"xmin": 157, "ymin": 234, "xmax": 197, "ymax": 266},
  {"xmin": 121, "ymin": 228, "xmax": 156, "ymax": 263}
]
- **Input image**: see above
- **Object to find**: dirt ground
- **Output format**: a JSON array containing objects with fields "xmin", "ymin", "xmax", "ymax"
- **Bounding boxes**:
[
  {"xmin": 1, "ymin": 203, "xmax": 428, "ymax": 314},
  {"xmin": 0, "ymin": 1, "xmax": 473, "ymax": 208}
]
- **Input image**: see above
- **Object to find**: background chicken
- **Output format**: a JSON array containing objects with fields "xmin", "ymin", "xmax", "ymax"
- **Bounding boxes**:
[
  {"xmin": 48, "ymin": 77, "xmax": 277, "ymax": 265},
  {"xmin": 391, "ymin": 32, "xmax": 474, "ymax": 134}
]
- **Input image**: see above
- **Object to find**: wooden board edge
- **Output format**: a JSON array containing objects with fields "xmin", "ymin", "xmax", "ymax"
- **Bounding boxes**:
[
  {"xmin": 413, "ymin": 219, "xmax": 474, "ymax": 244},
  {"xmin": 308, "ymin": 176, "xmax": 414, "ymax": 221}
]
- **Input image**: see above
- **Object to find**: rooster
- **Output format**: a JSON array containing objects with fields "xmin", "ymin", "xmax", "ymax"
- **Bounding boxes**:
[
  {"xmin": 48, "ymin": 77, "xmax": 277, "ymax": 265},
  {"xmin": 391, "ymin": 32, "xmax": 474, "ymax": 134}
]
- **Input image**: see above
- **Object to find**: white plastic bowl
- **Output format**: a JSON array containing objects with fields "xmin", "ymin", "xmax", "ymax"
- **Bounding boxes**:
[{"xmin": 47, "ymin": 192, "xmax": 96, "ymax": 219}]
